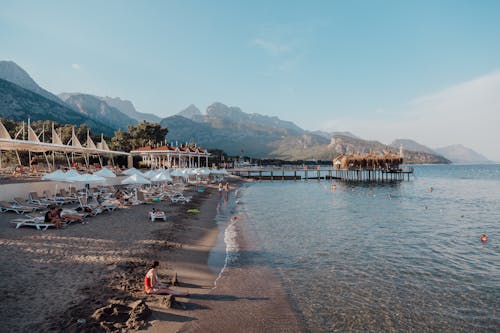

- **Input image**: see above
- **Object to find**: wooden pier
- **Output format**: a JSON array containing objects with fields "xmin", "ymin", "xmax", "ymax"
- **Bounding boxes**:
[{"xmin": 229, "ymin": 167, "xmax": 413, "ymax": 182}]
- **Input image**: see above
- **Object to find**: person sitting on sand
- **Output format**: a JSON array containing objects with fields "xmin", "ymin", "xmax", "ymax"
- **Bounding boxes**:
[
  {"xmin": 44, "ymin": 205, "xmax": 62, "ymax": 230},
  {"xmin": 144, "ymin": 261, "xmax": 189, "ymax": 296}
]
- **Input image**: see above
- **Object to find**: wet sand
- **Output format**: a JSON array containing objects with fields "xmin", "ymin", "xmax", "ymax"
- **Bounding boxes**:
[{"xmin": 0, "ymin": 178, "xmax": 303, "ymax": 332}]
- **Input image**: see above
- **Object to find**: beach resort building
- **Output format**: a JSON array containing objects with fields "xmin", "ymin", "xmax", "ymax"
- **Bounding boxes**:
[{"xmin": 130, "ymin": 145, "xmax": 211, "ymax": 169}]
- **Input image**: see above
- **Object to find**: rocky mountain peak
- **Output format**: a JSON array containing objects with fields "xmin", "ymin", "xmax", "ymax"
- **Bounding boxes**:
[
  {"xmin": 206, "ymin": 102, "xmax": 244, "ymax": 119},
  {"xmin": 177, "ymin": 104, "xmax": 202, "ymax": 120},
  {"xmin": 0, "ymin": 60, "xmax": 63, "ymax": 105}
]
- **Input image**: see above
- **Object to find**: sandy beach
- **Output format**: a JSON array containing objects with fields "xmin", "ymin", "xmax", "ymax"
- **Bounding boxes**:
[{"xmin": 0, "ymin": 178, "xmax": 304, "ymax": 332}]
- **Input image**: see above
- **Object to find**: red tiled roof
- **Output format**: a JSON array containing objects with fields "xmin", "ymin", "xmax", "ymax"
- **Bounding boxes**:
[
  {"xmin": 133, "ymin": 146, "xmax": 153, "ymax": 151},
  {"xmin": 152, "ymin": 145, "xmax": 168, "ymax": 151}
]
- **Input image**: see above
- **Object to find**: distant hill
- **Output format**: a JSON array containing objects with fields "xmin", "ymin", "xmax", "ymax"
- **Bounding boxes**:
[
  {"xmin": 391, "ymin": 139, "xmax": 437, "ymax": 154},
  {"xmin": 163, "ymin": 101, "xmax": 308, "ymax": 156},
  {"xmin": 162, "ymin": 102, "xmax": 450, "ymax": 163},
  {"xmin": 177, "ymin": 104, "xmax": 203, "ymax": 121},
  {"xmin": 60, "ymin": 93, "xmax": 162, "ymax": 124},
  {"xmin": 0, "ymin": 61, "xmax": 64, "ymax": 106},
  {"xmin": 203, "ymin": 102, "xmax": 305, "ymax": 136},
  {"xmin": 161, "ymin": 114, "xmax": 287, "ymax": 157},
  {"xmin": 312, "ymin": 130, "xmax": 359, "ymax": 140},
  {"xmin": 283, "ymin": 134, "xmax": 450, "ymax": 163},
  {"xmin": 434, "ymin": 144, "xmax": 492, "ymax": 164},
  {"xmin": 98, "ymin": 96, "xmax": 162, "ymax": 123},
  {"xmin": 60, "ymin": 93, "xmax": 137, "ymax": 130},
  {"xmin": 0, "ymin": 78, "xmax": 115, "ymax": 136}
]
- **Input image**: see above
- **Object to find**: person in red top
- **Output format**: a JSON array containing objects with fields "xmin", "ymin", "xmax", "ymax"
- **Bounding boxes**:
[{"xmin": 144, "ymin": 261, "xmax": 189, "ymax": 296}]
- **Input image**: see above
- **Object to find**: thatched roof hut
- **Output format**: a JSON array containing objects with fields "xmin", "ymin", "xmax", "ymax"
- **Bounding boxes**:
[{"xmin": 333, "ymin": 151, "xmax": 403, "ymax": 170}]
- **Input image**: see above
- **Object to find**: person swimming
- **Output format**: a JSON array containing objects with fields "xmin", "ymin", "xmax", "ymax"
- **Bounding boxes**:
[{"xmin": 480, "ymin": 234, "xmax": 488, "ymax": 243}]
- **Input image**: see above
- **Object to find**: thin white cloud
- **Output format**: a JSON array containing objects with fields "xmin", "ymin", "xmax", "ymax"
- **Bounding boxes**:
[
  {"xmin": 71, "ymin": 63, "xmax": 82, "ymax": 71},
  {"xmin": 251, "ymin": 38, "xmax": 292, "ymax": 56},
  {"xmin": 320, "ymin": 71, "xmax": 500, "ymax": 161}
]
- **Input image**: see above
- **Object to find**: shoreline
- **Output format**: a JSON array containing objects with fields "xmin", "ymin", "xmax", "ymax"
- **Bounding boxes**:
[{"xmin": 0, "ymin": 177, "xmax": 304, "ymax": 332}]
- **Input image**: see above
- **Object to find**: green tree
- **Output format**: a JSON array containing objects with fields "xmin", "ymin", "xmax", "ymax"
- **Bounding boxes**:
[
  {"xmin": 110, "ymin": 129, "xmax": 133, "ymax": 152},
  {"xmin": 128, "ymin": 121, "xmax": 168, "ymax": 149}
]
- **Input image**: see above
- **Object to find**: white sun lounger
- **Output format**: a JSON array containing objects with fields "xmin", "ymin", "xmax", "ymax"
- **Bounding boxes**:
[
  {"xmin": 0, "ymin": 201, "xmax": 37, "ymax": 215},
  {"xmin": 149, "ymin": 211, "xmax": 166, "ymax": 222},
  {"xmin": 10, "ymin": 220, "xmax": 55, "ymax": 231}
]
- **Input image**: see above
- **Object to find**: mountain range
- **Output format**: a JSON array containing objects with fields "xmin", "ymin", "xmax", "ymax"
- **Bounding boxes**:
[{"xmin": 0, "ymin": 60, "xmax": 492, "ymax": 164}]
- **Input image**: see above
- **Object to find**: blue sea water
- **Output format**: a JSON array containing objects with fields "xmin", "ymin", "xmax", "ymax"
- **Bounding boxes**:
[{"xmin": 226, "ymin": 164, "xmax": 499, "ymax": 332}]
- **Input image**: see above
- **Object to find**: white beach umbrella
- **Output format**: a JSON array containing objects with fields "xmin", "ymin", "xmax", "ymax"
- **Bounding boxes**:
[
  {"xmin": 170, "ymin": 168, "xmax": 186, "ymax": 178},
  {"xmin": 121, "ymin": 173, "xmax": 151, "ymax": 185},
  {"xmin": 122, "ymin": 167, "xmax": 144, "ymax": 176},
  {"xmin": 150, "ymin": 171, "xmax": 173, "ymax": 183},
  {"xmin": 197, "ymin": 168, "xmax": 211, "ymax": 177},
  {"xmin": 65, "ymin": 169, "xmax": 80, "ymax": 178},
  {"xmin": 42, "ymin": 169, "xmax": 67, "ymax": 181},
  {"xmin": 66, "ymin": 174, "xmax": 106, "ymax": 183},
  {"xmin": 143, "ymin": 169, "xmax": 162, "ymax": 179},
  {"xmin": 94, "ymin": 167, "xmax": 117, "ymax": 178},
  {"xmin": 186, "ymin": 168, "xmax": 198, "ymax": 175}
]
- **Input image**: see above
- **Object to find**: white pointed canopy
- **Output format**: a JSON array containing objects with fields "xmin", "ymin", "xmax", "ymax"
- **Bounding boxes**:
[
  {"xmin": 121, "ymin": 173, "xmax": 151, "ymax": 185},
  {"xmin": 122, "ymin": 167, "xmax": 144, "ymax": 176},
  {"xmin": 66, "ymin": 174, "xmax": 106, "ymax": 183},
  {"xmin": 94, "ymin": 167, "xmax": 116, "ymax": 178}
]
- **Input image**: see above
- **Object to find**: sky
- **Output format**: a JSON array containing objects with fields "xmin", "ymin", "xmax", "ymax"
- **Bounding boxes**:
[{"xmin": 1, "ymin": 0, "xmax": 500, "ymax": 160}]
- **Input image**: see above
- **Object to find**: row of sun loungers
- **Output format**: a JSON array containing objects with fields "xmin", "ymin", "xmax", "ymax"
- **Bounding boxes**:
[{"xmin": 3, "ymin": 184, "xmax": 196, "ymax": 230}]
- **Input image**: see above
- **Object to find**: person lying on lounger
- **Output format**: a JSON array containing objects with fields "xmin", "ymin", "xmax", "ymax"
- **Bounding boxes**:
[
  {"xmin": 144, "ymin": 261, "xmax": 189, "ymax": 296},
  {"xmin": 57, "ymin": 208, "xmax": 84, "ymax": 224}
]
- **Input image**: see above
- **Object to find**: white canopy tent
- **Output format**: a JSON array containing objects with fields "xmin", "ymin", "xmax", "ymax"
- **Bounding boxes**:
[
  {"xmin": 150, "ymin": 170, "xmax": 173, "ymax": 183},
  {"xmin": 41, "ymin": 169, "xmax": 68, "ymax": 181},
  {"xmin": 121, "ymin": 173, "xmax": 151, "ymax": 185},
  {"xmin": 94, "ymin": 167, "xmax": 117, "ymax": 178},
  {"xmin": 122, "ymin": 167, "xmax": 144, "ymax": 176},
  {"xmin": 0, "ymin": 119, "xmax": 130, "ymax": 170},
  {"xmin": 143, "ymin": 169, "xmax": 162, "ymax": 179},
  {"xmin": 66, "ymin": 174, "xmax": 107, "ymax": 183}
]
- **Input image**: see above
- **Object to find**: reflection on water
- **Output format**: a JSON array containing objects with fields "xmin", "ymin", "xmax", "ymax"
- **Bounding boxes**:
[{"xmin": 237, "ymin": 165, "xmax": 500, "ymax": 332}]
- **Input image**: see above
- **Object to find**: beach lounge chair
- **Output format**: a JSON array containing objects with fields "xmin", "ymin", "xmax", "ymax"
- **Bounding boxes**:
[
  {"xmin": 55, "ymin": 189, "xmax": 78, "ymax": 204},
  {"xmin": 59, "ymin": 209, "xmax": 86, "ymax": 224},
  {"xmin": 149, "ymin": 210, "xmax": 166, "ymax": 222},
  {"xmin": 13, "ymin": 197, "xmax": 45, "ymax": 211},
  {"xmin": 10, "ymin": 215, "xmax": 55, "ymax": 230},
  {"xmin": 91, "ymin": 197, "xmax": 118, "ymax": 212},
  {"xmin": 28, "ymin": 192, "xmax": 53, "ymax": 207},
  {"xmin": 0, "ymin": 201, "xmax": 37, "ymax": 215},
  {"xmin": 77, "ymin": 196, "xmax": 103, "ymax": 216},
  {"xmin": 166, "ymin": 192, "xmax": 192, "ymax": 204},
  {"xmin": 42, "ymin": 190, "xmax": 74, "ymax": 205}
]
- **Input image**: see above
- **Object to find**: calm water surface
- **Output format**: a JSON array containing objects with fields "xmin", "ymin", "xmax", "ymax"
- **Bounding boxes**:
[{"xmin": 232, "ymin": 164, "xmax": 499, "ymax": 332}]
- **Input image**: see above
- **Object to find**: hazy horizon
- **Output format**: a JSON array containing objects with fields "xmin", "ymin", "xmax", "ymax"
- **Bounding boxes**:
[{"xmin": 1, "ymin": 1, "xmax": 499, "ymax": 160}]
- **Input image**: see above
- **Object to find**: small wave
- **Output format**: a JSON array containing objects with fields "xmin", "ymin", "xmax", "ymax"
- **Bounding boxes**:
[{"xmin": 213, "ymin": 216, "xmax": 240, "ymax": 289}]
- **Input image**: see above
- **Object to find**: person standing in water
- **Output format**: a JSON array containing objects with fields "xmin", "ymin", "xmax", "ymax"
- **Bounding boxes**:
[
  {"xmin": 224, "ymin": 182, "xmax": 230, "ymax": 202},
  {"xmin": 218, "ymin": 183, "xmax": 223, "ymax": 199}
]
